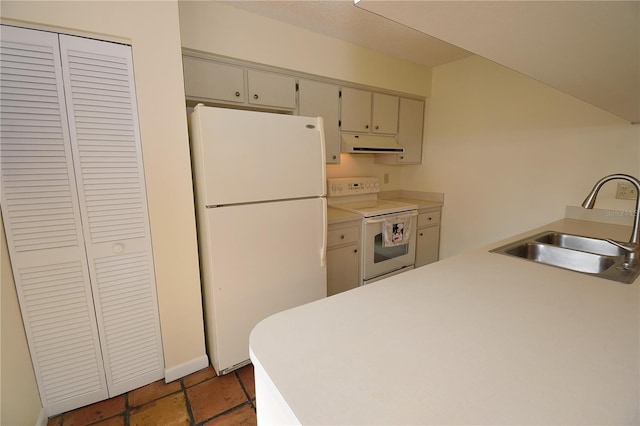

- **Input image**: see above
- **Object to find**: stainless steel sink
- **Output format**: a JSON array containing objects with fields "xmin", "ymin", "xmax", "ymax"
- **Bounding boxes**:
[
  {"xmin": 503, "ymin": 242, "xmax": 616, "ymax": 274},
  {"xmin": 491, "ymin": 231, "xmax": 639, "ymax": 284},
  {"xmin": 534, "ymin": 232, "xmax": 626, "ymax": 256}
]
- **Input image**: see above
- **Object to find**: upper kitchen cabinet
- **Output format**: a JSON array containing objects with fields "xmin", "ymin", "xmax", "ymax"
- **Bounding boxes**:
[
  {"xmin": 183, "ymin": 56, "xmax": 245, "ymax": 104},
  {"xmin": 182, "ymin": 54, "xmax": 296, "ymax": 111},
  {"xmin": 298, "ymin": 79, "xmax": 341, "ymax": 164},
  {"xmin": 341, "ymin": 88, "xmax": 399, "ymax": 135},
  {"xmin": 376, "ymin": 98, "xmax": 425, "ymax": 164},
  {"xmin": 371, "ymin": 93, "xmax": 399, "ymax": 134},
  {"xmin": 340, "ymin": 87, "xmax": 372, "ymax": 132},
  {"xmin": 247, "ymin": 69, "xmax": 296, "ymax": 110}
]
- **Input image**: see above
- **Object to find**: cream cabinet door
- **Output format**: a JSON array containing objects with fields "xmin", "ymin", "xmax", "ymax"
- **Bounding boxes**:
[
  {"xmin": 340, "ymin": 87, "xmax": 371, "ymax": 132},
  {"xmin": 396, "ymin": 98, "xmax": 424, "ymax": 163},
  {"xmin": 298, "ymin": 79, "xmax": 341, "ymax": 164},
  {"xmin": 327, "ymin": 244, "xmax": 360, "ymax": 296},
  {"xmin": 415, "ymin": 226, "xmax": 440, "ymax": 268},
  {"xmin": 247, "ymin": 69, "xmax": 297, "ymax": 109},
  {"xmin": 183, "ymin": 56, "xmax": 245, "ymax": 103},
  {"xmin": 375, "ymin": 97, "xmax": 425, "ymax": 165},
  {"xmin": 372, "ymin": 93, "xmax": 399, "ymax": 134}
]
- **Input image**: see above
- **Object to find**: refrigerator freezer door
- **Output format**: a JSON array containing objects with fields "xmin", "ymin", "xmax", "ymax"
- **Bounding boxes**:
[
  {"xmin": 201, "ymin": 197, "xmax": 327, "ymax": 373},
  {"xmin": 190, "ymin": 106, "xmax": 326, "ymax": 206}
]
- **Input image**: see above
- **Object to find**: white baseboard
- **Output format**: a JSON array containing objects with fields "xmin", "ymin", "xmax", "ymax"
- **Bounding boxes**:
[{"xmin": 164, "ymin": 354, "xmax": 210, "ymax": 383}]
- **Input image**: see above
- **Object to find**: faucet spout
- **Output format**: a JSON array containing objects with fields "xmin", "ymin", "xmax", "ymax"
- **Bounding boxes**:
[{"xmin": 582, "ymin": 174, "xmax": 640, "ymax": 245}]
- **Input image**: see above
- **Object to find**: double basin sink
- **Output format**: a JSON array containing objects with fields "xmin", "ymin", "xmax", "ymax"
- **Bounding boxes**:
[{"xmin": 491, "ymin": 231, "xmax": 639, "ymax": 284}]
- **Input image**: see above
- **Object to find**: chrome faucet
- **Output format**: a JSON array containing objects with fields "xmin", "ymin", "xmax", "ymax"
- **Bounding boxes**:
[{"xmin": 582, "ymin": 173, "xmax": 640, "ymax": 264}]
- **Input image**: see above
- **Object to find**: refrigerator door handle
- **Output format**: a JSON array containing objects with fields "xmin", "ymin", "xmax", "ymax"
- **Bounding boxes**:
[{"xmin": 321, "ymin": 197, "xmax": 327, "ymax": 268}]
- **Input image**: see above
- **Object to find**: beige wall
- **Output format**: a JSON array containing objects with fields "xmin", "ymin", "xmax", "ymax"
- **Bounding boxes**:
[
  {"xmin": 1, "ymin": 2, "xmax": 205, "ymax": 423},
  {"xmin": 178, "ymin": 1, "xmax": 431, "ymax": 98},
  {"xmin": 178, "ymin": 0, "xmax": 432, "ymax": 191},
  {"xmin": 402, "ymin": 55, "xmax": 640, "ymax": 258}
]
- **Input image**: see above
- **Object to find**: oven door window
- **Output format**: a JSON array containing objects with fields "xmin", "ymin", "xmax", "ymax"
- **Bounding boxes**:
[{"xmin": 374, "ymin": 233, "xmax": 409, "ymax": 263}]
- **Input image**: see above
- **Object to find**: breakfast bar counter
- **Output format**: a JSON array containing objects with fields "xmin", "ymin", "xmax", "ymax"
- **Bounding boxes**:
[{"xmin": 250, "ymin": 218, "xmax": 639, "ymax": 425}]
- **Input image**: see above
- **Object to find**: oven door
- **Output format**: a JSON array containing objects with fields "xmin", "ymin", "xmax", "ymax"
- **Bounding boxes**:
[{"xmin": 362, "ymin": 212, "xmax": 417, "ymax": 282}]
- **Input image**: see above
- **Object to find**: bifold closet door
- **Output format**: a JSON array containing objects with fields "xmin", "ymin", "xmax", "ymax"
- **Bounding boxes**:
[
  {"xmin": 0, "ymin": 25, "xmax": 109, "ymax": 415},
  {"xmin": 1, "ymin": 25, "xmax": 164, "ymax": 416},
  {"xmin": 58, "ymin": 34, "xmax": 164, "ymax": 397}
]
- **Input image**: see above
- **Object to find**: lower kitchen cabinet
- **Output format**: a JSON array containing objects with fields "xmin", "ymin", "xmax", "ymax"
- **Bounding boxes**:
[
  {"xmin": 415, "ymin": 208, "xmax": 441, "ymax": 268},
  {"xmin": 327, "ymin": 220, "xmax": 361, "ymax": 296}
]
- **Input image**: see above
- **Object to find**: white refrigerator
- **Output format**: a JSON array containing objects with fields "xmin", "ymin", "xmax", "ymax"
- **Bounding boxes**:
[{"xmin": 189, "ymin": 105, "xmax": 327, "ymax": 374}]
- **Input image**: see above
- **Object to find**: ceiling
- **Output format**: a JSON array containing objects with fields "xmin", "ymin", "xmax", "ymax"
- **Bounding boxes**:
[
  {"xmin": 222, "ymin": 0, "xmax": 472, "ymax": 68},
  {"xmin": 224, "ymin": 1, "xmax": 639, "ymax": 124}
]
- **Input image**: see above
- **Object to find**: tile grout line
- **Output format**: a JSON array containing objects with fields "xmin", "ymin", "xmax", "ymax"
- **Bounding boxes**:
[
  {"xmin": 123, "ymin": 392, "xmax": 130, "ymax": 426},
  {"xmin": 181, "ymin": 377, "xmax": 198, "ymax": 425},
  {"xmin": 189, "ymin": 368, "xmax": 255, "ymax": 425},
  {"xmin": 235, "ymin": 369, "xmax": 257, "ymax": 412}
]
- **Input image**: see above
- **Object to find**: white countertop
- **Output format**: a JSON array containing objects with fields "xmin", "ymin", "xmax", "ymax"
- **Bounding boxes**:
[
  {"xmin": 250, "ymin": 218, "xmax": 639, "ymax": 425},
  {"xmin": 327, "ymin": 206, "xmax": 360, "ymax": 224}
]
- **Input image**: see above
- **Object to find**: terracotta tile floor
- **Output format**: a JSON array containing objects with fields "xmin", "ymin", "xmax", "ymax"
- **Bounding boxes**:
[{"xmin": 47, "ymin": 364, "xmax": 256, "ymax": 426}]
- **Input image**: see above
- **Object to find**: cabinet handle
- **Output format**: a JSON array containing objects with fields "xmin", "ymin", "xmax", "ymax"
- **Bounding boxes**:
[
  {"xmin": 340, "ymin": 234, "xmax": 345, "ymax": 239},
  {"xmin": 365, "ymin": 124, "xmax": 369, "ymax": 129},
  {"xmin": 428, "ymin": 217, "xmax": 432, "ymax": 221},
  {"xmin": 354, "ymin": 249, "xmax": 358, "ymax": 253},
  {"xmin": 375, "ymin": 125, "xmax": 379, "ymax": 130},
  {"xmin": 400, "ymin": 156, "xmax": 404, "ymax": 160},
  {"xmin": 253, "ymin": 94, "xmax": 259, "ymax": 99},
  {"xmin": 419, "ymin": 233, "xmax": 424, "ymax": 236},
  {"xmin": 332, "ymin": 155, "xmax": 337, "ymax": 160},
  {"xmin": 235, "ymin": 91, "xmax": 240, "ymax": 97}
]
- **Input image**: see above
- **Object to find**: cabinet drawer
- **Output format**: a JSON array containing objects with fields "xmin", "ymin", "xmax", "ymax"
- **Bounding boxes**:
[
  {"xmin": 328, "ymin": 226, "xmax": 360, "ymax": 247},
  {"xmin": 418, "ymin": 210, "xmax": 441, "ymax": 227}
]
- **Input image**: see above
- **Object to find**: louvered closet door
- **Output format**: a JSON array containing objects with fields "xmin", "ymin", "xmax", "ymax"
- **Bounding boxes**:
[
  {"xmin": 0, "ymin": 25, "xmax": 108, "ymax": 415},
  {"xmin": 59, "ymin": 35, "xmax": 164, "ymax": 396}
]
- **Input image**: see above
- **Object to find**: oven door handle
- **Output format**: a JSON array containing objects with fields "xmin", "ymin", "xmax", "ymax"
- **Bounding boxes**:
[{"xmin": 365, "ymin": 211, "xmax": 418, "ymax": 224}]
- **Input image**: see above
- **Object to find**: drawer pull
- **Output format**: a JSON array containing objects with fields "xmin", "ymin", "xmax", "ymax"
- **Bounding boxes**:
[
  {"xmin": 354, "ymin": 249, "xmax": 358, "ymax": 253},
  {"xmin": 340, "ymin": 234, "xmax": 345, "ymax": 239},
  {"xmin": 253, "ymin": 94, "xmax": 259, "ymax": 99}
]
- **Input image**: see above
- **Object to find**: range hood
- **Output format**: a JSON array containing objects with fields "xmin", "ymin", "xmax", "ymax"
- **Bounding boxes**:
[{"xmin": 341, "ymin": 134, "xmax": 404, "ymax": 154}]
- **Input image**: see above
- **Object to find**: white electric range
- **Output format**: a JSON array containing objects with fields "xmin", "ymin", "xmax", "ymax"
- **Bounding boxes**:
[{"xmin": 328, "ymin": 177, "xmax": 418, "ymax": 285}]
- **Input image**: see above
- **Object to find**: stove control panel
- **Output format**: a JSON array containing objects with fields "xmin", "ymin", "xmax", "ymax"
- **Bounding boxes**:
[{"xmin": 328, "ymin": 177, "xmax": 380, "ymax": 197}]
